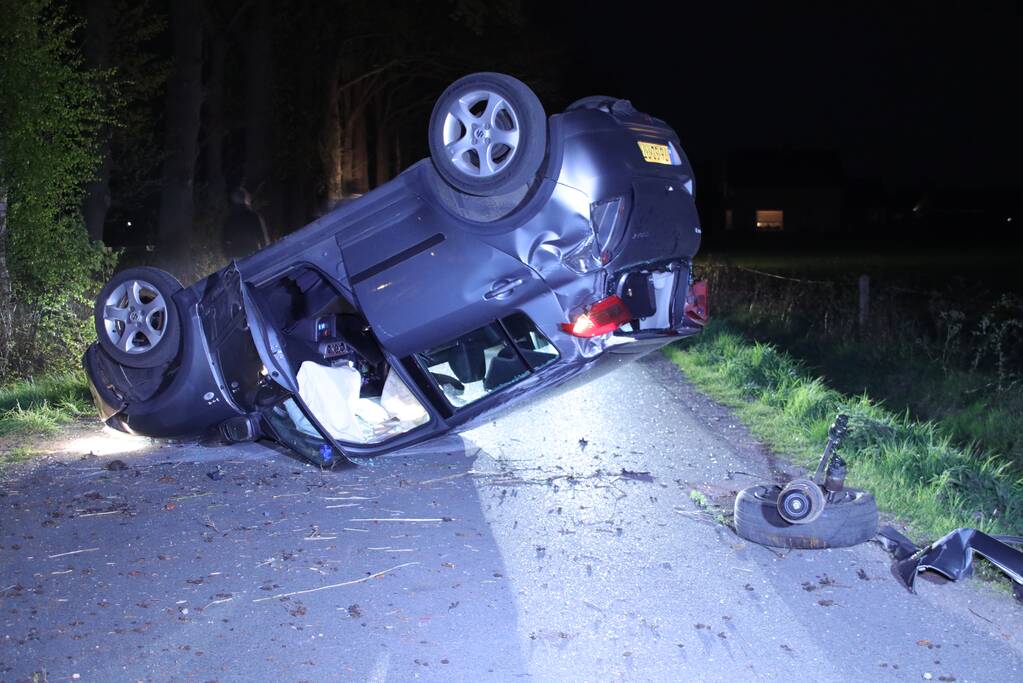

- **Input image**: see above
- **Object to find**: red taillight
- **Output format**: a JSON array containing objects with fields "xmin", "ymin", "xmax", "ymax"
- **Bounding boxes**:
[
  {"xmin": 560, "ymin": 295, "xmax": 633, "ymax": 338},
  {"xmin": 684, "ymin": 280, "xmax": 708, "ymax": 325}
]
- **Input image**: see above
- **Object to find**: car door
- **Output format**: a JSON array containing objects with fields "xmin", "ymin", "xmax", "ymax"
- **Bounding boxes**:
[
  {"xmin": 338, "ymin": 195, "xmax": 555, "ymax": 360},
  {"xmin": 200, "ymin": 264, "xmax": 444, "ymax": 464}
]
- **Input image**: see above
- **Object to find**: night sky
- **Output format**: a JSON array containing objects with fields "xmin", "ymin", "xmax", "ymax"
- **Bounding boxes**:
[{"xmin": 552, "ymin": 1, "xmax": 1020, "ymax": 190}]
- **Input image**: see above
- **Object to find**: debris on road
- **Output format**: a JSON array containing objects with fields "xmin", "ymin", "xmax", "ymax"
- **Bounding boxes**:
[
  {"xmin": 734, "ymin": 414, "xmax": 878, "ymax": 549},
  {"xmin": 47, "ymin": 547, "xmax": 100, "ymax": 559},
  {"xmin": 617, "ymin": 468, "xmax": 654, "ymax": 483},
  {"xmin": 348, "ymin": 517, "xmax": 452, "ymax": 523},
  {"xmin": 252, "ymin": 561, "xmax": 420, "ymax": 603},
  {"xmin": 877, "ymin": 525, "xmax": 1023, "ymax": 601}
]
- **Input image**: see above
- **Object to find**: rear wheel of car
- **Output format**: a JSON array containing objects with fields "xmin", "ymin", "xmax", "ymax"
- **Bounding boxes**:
[
  {"xmin": 733, "ymin": 484, "xmax": 878, "ymax": 549},
  {"xmin": 94, "ymin": 266, "xmax": 183, "ymax": 369},
  {"xmin": 428, "ymin": 72, "xmax": 547, "ymax": 197}
]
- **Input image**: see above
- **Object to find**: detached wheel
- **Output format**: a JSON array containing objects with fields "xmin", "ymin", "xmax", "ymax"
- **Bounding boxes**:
[
  {"xmin": 94, "ymin": 266, "xmax": 183, "ymax": 369},
  {"xmin": 428, "ymin": 72, "xmax": 547, "ymax": 197},
  {"xmin": 734, "ymin": 484, "xmax": 878, "ymax": 549}
]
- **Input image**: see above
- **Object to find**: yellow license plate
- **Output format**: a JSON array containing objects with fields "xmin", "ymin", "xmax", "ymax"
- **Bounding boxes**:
[{"xmin": 637, "ymin": 141, "xmax": 673, "ymax": 165}]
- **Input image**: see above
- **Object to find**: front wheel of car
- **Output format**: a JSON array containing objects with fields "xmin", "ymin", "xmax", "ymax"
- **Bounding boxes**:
[
  {"xmin": 428, "ymin": 72, "xmax": 547, "ymax": 197},
  {"xmin": 94, "ymin": 266, "xmax": 184, "ymax": 369}
]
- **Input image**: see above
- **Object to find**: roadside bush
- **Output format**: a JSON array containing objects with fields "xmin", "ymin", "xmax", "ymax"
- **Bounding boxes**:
[{"xmin": 0, "ymin": 0, "xmax": 115, "ymax": 382}]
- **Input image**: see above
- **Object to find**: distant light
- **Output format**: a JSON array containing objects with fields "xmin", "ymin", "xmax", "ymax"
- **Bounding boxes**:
[
  {"xmin": 1008, "ymin": 217, "xmax": 1013, "ymax": 223},
  {"xmin": 126, "ymin": 220, "xmax": 132, "ymax": 227}
]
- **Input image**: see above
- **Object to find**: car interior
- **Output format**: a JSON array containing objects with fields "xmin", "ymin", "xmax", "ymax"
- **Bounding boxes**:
[
  {"xmin": 416, "ymin": 312, "xmax": 559, "ymax": 408},
  {"xmin": 253, "ymin": 265, "xmax": 430, "ymax": 445}
]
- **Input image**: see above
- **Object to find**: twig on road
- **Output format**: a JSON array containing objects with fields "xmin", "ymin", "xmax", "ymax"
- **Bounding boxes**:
[
  {"xmin": 348, "ymin": 517, "xmax": 451, "ymax": 523},
  {"xmin": 48, "ymin": 547, "xmax": 99, "ymax": 559},
  {"xmin": 969, "ymin": 607, "xmax": 995, "ymax": 624},
  {"xmin": 201, "ymin": 596, "xmax": 235, "ymax": 611},
  {"xmin": 252, "ymin": 562, "xmax": 420, "ymax": 603}
]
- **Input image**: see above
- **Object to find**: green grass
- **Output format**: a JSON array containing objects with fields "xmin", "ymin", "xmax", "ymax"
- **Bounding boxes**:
[
  {"xmin": 0, "ymin": 371, "xmax": 92, "ymax": 438},
  {"xmin": 721, "ymin": 314, "xmax": 1023, "ymax": 467},
  {"xmin": 665, "ymin": 322, "xmax": 1023, "ymax": 542},
  {"xmin": 690, "ymin": 256, "xmax": 1023, "ymax": 469}
]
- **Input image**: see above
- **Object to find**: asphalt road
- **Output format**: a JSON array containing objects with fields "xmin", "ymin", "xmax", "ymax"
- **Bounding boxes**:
[{"xmin": 2, "ymin": 354, "xmax": 1021, "ymax": 682}]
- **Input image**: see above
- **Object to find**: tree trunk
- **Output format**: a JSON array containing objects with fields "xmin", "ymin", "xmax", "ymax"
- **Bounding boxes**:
[
  {"xmin": 394, "ymin": 132, "xmax": 402, "ymax": 174},
  {"xmin": 157, "ymin": 0, "xmax": 203, "ymax": 268},
  {"xmin": 319, "ymin": 55, "xmax": 343, "ymax": 210},
  {"xmin": 374, "ymin": 96, "xmax": 391, "ymax": 187},
  {"xmin": 82, "ymin": 0, "xmax": 113, "ymax": 242},
  {"xmin": 0, "ymin": 185, "xmax": 13, "ymax": 376},
  {"xmin": 340, "ymin": 87, "xmax": 354, "ymax": 197},
  {"xmin": 350, "ymin": 105, "xmax": 369, "ymax": 194},
  {"xmin": 204, "ymin": 30, "xmax": 227, "ymax": 208},
  {"xmin": 244, "ymin": 0, "xmax": 273, "ymax": 200}
]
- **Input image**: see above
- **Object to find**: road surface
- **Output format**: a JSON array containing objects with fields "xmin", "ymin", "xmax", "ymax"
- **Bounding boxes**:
[{"xmin": 2, "ymin": 354, "xmax": 1021, "ymax": 682}]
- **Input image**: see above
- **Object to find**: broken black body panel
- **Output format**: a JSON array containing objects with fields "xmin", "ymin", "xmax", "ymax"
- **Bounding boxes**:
[{"xmin": 878, "ymin": 525, "xmax": 1023, "ymax": 600}]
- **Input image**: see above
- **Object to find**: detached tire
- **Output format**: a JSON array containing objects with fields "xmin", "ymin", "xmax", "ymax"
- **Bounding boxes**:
[
  {"xmin": 94, "ymin": 267, "xmax": 183, "ymax": 369},
  {"xmin": 734, "ymin": 484, "xmax": 878, "ymax": 549},
  {"xmin": 428, "ymin": 72, "xmax": 547, "ymax": 197}
]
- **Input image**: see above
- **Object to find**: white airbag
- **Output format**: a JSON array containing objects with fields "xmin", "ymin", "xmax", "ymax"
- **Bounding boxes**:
[
  {"xmin": 294, "ymin": 361, "xmax": 429, "ymax": 444},
  {"xmin": 296, "ymin": 361, "xmax": 364, "ymax": 442},
  {"xmin": 381, "ymin": 369, "xmax": 430, "ymax": 423}
]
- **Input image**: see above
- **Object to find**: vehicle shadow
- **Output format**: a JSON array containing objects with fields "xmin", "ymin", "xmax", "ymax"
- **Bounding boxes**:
[{"xmin": 0, "ymin": 435, "xmax": 530, "ymax": 681}]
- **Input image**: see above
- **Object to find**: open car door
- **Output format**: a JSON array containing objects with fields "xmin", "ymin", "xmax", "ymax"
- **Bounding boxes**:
[{"xmin": 204, "ymin": 264, "xmax": 444, "ymax": 466}]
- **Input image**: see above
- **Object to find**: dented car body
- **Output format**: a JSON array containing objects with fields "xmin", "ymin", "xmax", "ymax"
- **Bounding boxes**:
[{"xmin": 84, "ymin": 81, "xmax": 705, "ymax": 466}]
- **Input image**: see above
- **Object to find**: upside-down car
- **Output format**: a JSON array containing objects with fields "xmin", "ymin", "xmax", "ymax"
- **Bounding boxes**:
[{"xmin": 84, "ymin": 72, "xmax": 707, "ymax": 466}]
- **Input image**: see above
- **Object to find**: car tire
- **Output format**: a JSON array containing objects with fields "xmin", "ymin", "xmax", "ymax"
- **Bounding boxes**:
[
  {"xmin": 94, "ymin": 266, "xmax": 184, "ymax": 369},
  {"xmin": 733, "ymin": 484, "xmax": 878, "ymax": 549},
  {"xmin": 428, "ymin": 72, "xmax": 547, "ymax": 197}
]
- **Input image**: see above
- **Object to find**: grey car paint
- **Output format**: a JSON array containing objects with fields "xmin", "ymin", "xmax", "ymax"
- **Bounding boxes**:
[{"xmin": 84, "ymin": 99, "xmax": 703, "ymax": 464}]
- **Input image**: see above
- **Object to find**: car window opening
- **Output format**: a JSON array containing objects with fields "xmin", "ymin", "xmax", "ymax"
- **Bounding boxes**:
[
  {"xmin": 257, "ymin": 266, "xmax": 429, "ymax": 445},
  {"xmin": 415, "ymin": 312, "xmax": 558, "ymax": 409}
]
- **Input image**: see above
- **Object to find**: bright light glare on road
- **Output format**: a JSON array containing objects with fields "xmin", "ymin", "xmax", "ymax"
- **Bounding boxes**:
[{"xmin": 59, "ymin": 427, "xmax": 150, "ymax": 456}]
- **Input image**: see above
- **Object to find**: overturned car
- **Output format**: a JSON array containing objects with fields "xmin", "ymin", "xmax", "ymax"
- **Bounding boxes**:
[{"xmin": 84, "ymin": 72, "xmax": 706, "ymax": 466}]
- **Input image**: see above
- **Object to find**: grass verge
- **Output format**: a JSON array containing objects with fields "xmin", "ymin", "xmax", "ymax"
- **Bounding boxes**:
[
  {"xmin": 665, "ymin": 322, "xmax": 1023, "ymax": 541},
  {"xmin": 0, "ymin": 371, "xmax": 93, "ymax": 438}
]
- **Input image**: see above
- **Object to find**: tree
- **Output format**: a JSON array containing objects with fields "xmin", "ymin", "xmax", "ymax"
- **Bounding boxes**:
[
  {"xmin": 80, "ymin": 0, "xmax": 166, "ymax": 244},
  {"xmin": 156, "ymin": 0, "xmax": 203, "ymax": 271},
  {"xmin": 0, "ymin": 0, "xmax": 112, "ymax": 378},
  {"xmin": 243, "ymin": 0, "xmax": 273, "ymax": 207},
  {"xmin": 81, "ymin": 0, "xmax": 113, "ymax": 242}
]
